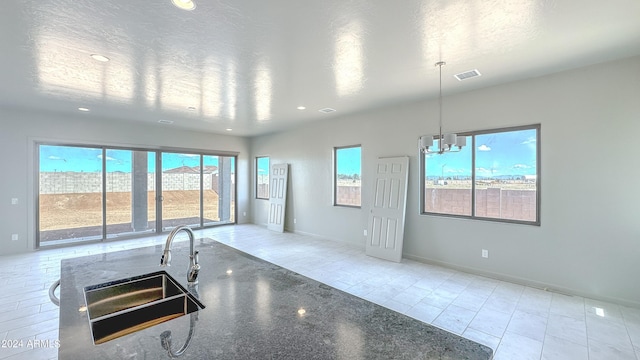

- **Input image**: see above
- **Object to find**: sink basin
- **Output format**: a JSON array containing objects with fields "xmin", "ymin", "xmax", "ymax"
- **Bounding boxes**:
[{"xmin": 83, "ymin": 271, "xmax": 205, "ymax": 345}]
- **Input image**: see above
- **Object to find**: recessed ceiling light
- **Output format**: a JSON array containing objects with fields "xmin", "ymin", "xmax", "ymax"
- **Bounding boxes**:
[
  {"xmin": 90, "ymin": 54, "xmax": 110, "ymax": 62},
  {"xmin": 78, "ymin": 107, "xmax": 90, "ymax": 112},
  {"xmin": 297, "ymin": 106, "xmax": 306, "ymax": 110},
  {"xmin": 318, "ymin": 108, "xmax": 336, "ymax": 113},
  {"xmin": 158, "ymin": 119, "xmax": 174, "ymax": 124},
  {"xmin": 171, "ymin": 0, "xmax": 196, "ymax": 11},
  {"xmin": 187, "ymin": 106, "xmax": 196, "ymax": 111},
  {"xmin": 226, "ymin": 128, "xmax": 232, "ymax": 131}
]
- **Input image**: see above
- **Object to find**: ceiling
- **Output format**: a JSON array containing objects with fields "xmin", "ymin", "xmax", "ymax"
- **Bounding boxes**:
[{"xmin": 1, "ymin": 0, "xmax": 639, "ymax": 137}]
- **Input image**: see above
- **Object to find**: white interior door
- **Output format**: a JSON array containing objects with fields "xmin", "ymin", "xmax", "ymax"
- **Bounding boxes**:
[
  {"xmin": 366, "ymin": 156, "xmax": 409, "ymax": 262},
  {"xmin": 268, "ymin": 163, "xmax": 288, "ymax": 232}
]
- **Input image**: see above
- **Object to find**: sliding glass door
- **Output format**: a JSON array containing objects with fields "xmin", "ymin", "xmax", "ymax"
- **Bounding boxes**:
[
  {"xmin": 38, "ymin": 145, "xmax": 104, "ymax": 245},
  {"xmin": 160, "ymin": 153, "xmax": 236, "ymax": 230},
  {"xmin": 202, "ymin": 155, "xmax": 235, "ymax": 226},
  {"xmin": 105, "ymin": 149, "xmax": 156, "ymax": 238},
  {"xmin": 160, "ymin": 152, "xmax": 201, "ymax": 230},
  {"xmin": 37, "ymin": 144, "xmax": 236, "ymax": 247}
]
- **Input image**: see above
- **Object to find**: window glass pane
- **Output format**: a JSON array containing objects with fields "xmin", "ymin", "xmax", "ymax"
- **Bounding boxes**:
[
  {"xmin": 335, "ymin": 146, "xmax": 361, "ymax": 206},
  {"xmin": 105, "ymin": 149, "xmax": 156, "ymax": 238},
  {"xmin": 203, "ymin": 155, "xmax": 235, "ymax": 226},
  {"xmin": 161, "ymin": 152, "xmax": 201, "ymax": 230},
  {"xmin": 38, "ymin": 145, "xmax": 103, "ymax": 245},
  {"xmin": 256, "ymin": 156, "xmax": 269, "ymax": 199},
  {"xmin": 424, "ymin": 137, "xmax": 472, "ymax": 215},
  {"xmin": 475, "ymin": 129, "xmax": 537, "ymax": 221}
]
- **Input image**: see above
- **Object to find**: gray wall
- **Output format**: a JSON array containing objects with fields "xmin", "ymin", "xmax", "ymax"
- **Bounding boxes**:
[
  {"xmin": 0, "ymin": 110, "xmax": 251, "ymax": 255},
  {"xmin": 1, "ymin": 56, "xmax": 637, "ymax": 307},
  {"xmin": 250, "ymin": 56, "xmax": 640, "ymax": 307}
]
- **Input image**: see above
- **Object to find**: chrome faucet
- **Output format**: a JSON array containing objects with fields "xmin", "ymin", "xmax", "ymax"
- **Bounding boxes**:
[
  {"xmin": 160, "ymin": 311, "xmax": 199, "ymax": 358},
  {"xmin": 160, "ymin": 226, "xmax": 200, "ymax": 285}
]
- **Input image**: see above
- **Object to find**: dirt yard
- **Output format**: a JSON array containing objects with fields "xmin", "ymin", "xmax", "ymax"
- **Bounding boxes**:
[{"xmin": 39, "ymin": 190, "xmax": 230, "ymax": 231}]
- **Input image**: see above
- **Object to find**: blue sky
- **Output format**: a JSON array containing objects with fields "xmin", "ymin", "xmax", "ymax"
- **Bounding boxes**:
[
  {"xmin": 336, "ymin": 146, "xmax": 361, "ymax": 176},
  {"xmin": 256, "ymin": 157, "xmax": 269, "ymax": 176},
  {"xmin": 425, "ymin": 128, "xmax": 537, "ymax": 178},
  {"xmin": 41, "ymin": 129, "xmax": 534, "ymax": 178},
  {"xmin": 39, "ymin": 145, "xmax": 226, "ymax": 173}
]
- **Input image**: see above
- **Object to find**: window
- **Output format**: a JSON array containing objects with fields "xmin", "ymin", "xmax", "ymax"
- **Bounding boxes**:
[
  {"xmin": 38, "ymin": 145, "xmax": 105, "ymax": 244},
  {"xmin": 424, "ymin": 137, "xmax": 473, "ymax": 216},
  {"xmin": 106, "ymin": 149, "xmax": 156, "ymax": 238},
  {"xmin": 421, "ymin": 125, "xmax": 540, "ymax": 225},
  {"xmin": 256, "ymin": 156, "xmax": 270, "ymax": 199},
  {"xmin": 37, "ymin": 143, "xmax": 237, "ymax": 247},
  {"xmin": 334, "ymin": 145, "xmax": 361, "ymax": 207}
]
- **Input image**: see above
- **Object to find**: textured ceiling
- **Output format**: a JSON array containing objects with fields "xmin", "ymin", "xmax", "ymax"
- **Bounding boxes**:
[{"xmin": 1, "ymin": 0, "xmax": 639, "ymax": 136}]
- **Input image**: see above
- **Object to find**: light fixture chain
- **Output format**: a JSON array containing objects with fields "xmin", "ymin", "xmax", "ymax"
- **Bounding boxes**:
[
  {"xmin": 420, "ymin": 60, "xmax": 462, "ymax": 155},
  {"xmin": 437, "ymin": 61, "xmax": 445, "ymax": 152}
]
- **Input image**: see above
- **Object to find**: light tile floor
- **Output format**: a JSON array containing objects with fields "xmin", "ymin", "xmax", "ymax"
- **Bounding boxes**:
[{"xmin": 1, "ymin": 224, "xmax": 639, "ymax": 359}]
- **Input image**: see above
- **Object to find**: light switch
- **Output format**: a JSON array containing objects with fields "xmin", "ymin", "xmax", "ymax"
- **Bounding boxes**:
[
  {"xmin": 11, "ymin": 198, "xmax": 18, "ymax": 205},
  {"xmin": 11, "ymin": 234, "xmax": 18, "ymax": 241}
]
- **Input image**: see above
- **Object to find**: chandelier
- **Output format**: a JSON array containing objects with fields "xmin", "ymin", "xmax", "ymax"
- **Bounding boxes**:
[{"xmin": 419, "ymin": 61, "xmax": 465, "ymax": 154}]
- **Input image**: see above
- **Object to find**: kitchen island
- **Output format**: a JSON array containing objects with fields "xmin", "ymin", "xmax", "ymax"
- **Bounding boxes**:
[{"xmin": 58, "ymin": 238, "xmax": 493, "ymax": 359}]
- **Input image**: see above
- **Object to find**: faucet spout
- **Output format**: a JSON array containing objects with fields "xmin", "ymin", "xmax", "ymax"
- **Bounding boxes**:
[{"xmin": 160, "ymin": 226, "xmax": 200, "ymax": 285}]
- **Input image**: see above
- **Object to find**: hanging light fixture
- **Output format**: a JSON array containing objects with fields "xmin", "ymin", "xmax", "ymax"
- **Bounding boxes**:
[{"xmin": 419, "ymin": 61, "xmax": 466, "ymax": 154}]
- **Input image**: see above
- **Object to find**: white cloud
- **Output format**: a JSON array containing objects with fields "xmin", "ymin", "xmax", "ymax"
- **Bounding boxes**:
[
  {"xmin": 444, "ymin": 168, "xmax": 465, "ymax": 173},
  {"xmin": 513, "ymin": 164, "xmax": 531, "ymax": 169},
  {"xmin": 477, "ymin": 144, "xmax": 491, "ymax": 151},
  {"xmin": 521, "ymin": 137, "xmax": 536, "ymax": 145},
  {"xmin": 48, "ymin": 155, "xmax": 62, "ymax": 160},
  {"xmin": 476, "ymin": 167, "xmax": 491, "ymax": 173},
  {"xmin": 97, "ymin": 154, "xmax": 117, "ymax": 161}
]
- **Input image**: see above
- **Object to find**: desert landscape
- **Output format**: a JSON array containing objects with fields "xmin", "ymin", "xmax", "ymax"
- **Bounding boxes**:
[{"xmin": 39, "ymin": 190, "xmax": 234, "ymax": 242}]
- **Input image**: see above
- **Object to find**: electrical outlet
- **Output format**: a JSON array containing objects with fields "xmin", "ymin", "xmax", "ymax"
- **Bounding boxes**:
[
  {"xmin": 294, "ymin": 218, "xmax": 297, "ymax": 224},
  {"xmin": 243, "ymin": 212, "xmax": 247, "ymax": 217},
  {"xmin": 482, "ymin": 249, "xmax": 489, "ymax": 258},
  {"xmin": 11, "ymin": 234, "xmax": 18, "ymax": 241}
]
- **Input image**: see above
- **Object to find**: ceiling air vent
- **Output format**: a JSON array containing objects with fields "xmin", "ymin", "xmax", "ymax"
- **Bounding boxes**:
[
  {"xmin": 318, "ymin": 108, "xmax": 336, "ymax": 114},
  {"xmin": 454, "ymin": 69, "xmax": 481, "ymax": 81},
  {"xmin": 158, "ymin": 119, "xmax": 174, "ymax": 124}
]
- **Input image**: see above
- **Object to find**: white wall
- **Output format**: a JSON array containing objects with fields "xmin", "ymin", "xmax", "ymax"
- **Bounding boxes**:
[
  {"xmin": 250, "ymin": 56, "xmax": 640, "ymax": 307},
  {"xmin": 0, "ymin": 109, "xmax": 251, "ymax": 255}
]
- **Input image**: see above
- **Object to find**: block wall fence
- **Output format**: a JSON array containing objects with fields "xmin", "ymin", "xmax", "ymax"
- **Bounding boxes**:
[
  {"xmin": 39, "ymin": 172, "xmax": 225, "ymax": 193},
  {"xmin": 43, "ymin": 173, "xmax": 533, "ymax": 220},
  {"xmin": 260, "ymin": 184, "xmax": 535, "ymax": 221}
]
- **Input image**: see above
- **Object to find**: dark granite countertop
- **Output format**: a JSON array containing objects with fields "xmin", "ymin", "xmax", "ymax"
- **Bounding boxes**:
[{"xmin": 58, "ymin": 238, "xmax": 493, "ymax": 359}]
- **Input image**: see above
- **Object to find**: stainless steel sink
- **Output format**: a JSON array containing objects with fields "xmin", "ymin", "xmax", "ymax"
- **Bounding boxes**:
[{"xmin": 83, "ymin": 271, "xmax": 205, "ymax": 345}]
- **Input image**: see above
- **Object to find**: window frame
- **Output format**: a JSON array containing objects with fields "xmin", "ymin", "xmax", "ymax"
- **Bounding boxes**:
[
  {"xmin": 420, "ymin": 124, "xmax": 541, "ymax": 226},
  {"xmin": 35, "ymin": 141, "xmax": 238, "ymax": 248},
  {"xmin": 255, "ymin": 156, "xmax": 270, "ymax": 200},
  {"xmin": 333, "ymin": 144, "xmax": 362, "ymax": 208}
]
